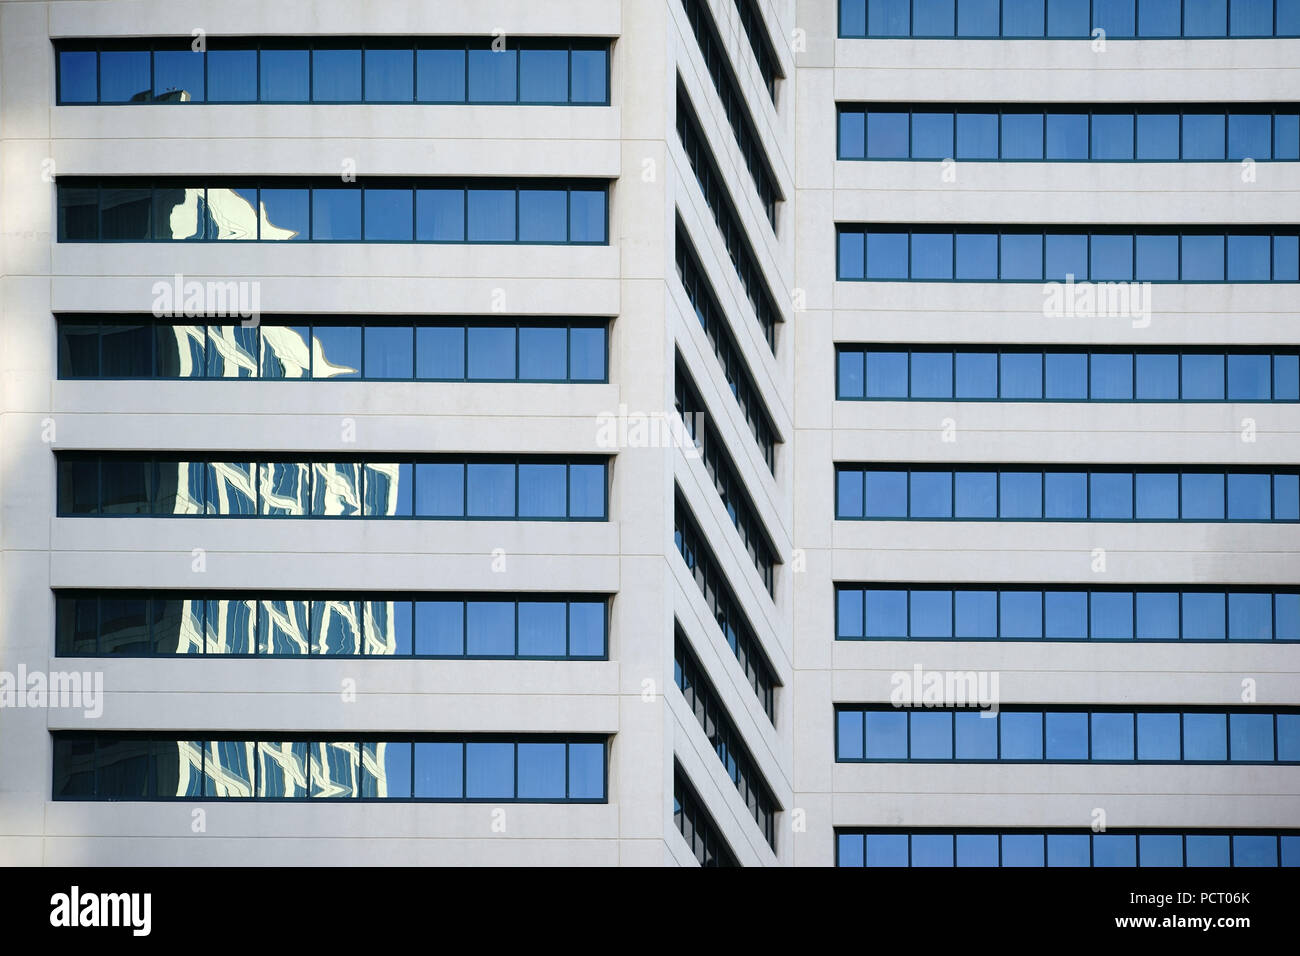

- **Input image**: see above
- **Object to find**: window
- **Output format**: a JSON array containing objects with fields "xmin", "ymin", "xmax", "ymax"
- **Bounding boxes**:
[{"xmin": 673, "ymin": 765, "xmax": 740, "ymax": 866}]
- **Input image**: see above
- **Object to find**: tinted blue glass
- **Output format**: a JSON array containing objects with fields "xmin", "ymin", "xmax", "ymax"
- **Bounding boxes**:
[
  {"xmin": 1138, "ymin": 0, "xmax": 1181, "ymax": 34},
  {"xmin": 1000, "ymin": 234, "xmax": 1043, "ymax": 280},
  {"xmin": 912, "ymin": 233, "xmax": 954, "ymax": 279},
  {"xmin": 1138, "ymin": 712, "xmax": 1181, "ymax": 759},
  {"xmin": 519, "ymin": 49, "xmax": 567, "ymax": 103},
  {"xmin": 1091, "ymin": 591, "xmax": 1133, "ymax": 639},
  {"xmin": 1185, "ymin": 0, "xmax": 1228, "ymax": 34},
  {"xmin": 154, "ymin": 50, "xmax": 204, "ymax": 102},
  {"xmin": 415, "ymin": 462, "xmax": 463, "ymax": 517},
  {"xmin": 1183, "ymin": 592, "xmax": 1226, "ymax": 639},
  {"xmin": 1093, "ymin": 0, "xmax": 1136, "ymax": 35},
  {"xmin": 1226, "ymin": 354, "xmax": 1270, "ymax": 399},
  {"xmin": 1227, "ymin": 235, "xmax": 1271, "ymax": 281},
  {"xmin": 1184, "ymin": 114, "xmax": 1226, "ymax": 159},
  {"xmin": 839, "ymin": 231, "xmax": 866, "ymax": 279},
  {"xmin": 868, "ymin": 234, "xmax": 909, "ymax": 278},
  {"xmin": 416, "ymin": 188, "xmax": 465, "ymax": 241},
  {"xmin": 838, "ymin": 470, "xmax": 864, "ymax": 517},
  {"xmin": 1136, "ymin": 234, "xmax": 1180, "ymax": 280},
  {"xmin": 1276, "ymin": 115, "xmax": 1300, "ymax": 160},
  {"xmin": 955, "ymin": 233, "xmax": 999, "ymax": 279},
  {"xmin": 415, "ymin": 326, "xmax": 465, "ymax": 380},
  {"xmin": 1230, "ymin": 0, "xmax": 1275, "ymax": 32},
  {"xmin": 1230, "ymin": 713, "xmax": 1274, "ymax": 760},
  {"xmin": 912, "ymin": 834, "xmax": 955, "ymax": 866},
  {"xmin": 1046, "ymin": 234, "xmax": 1088, "ymax": 280},
  {"xmin": 1045, "ymin": 353, "xmax": 1087, "ymax": 399},
  {"xmin": 1092, "ymin": 712, "xmax": 1134, "ymax": 760},
  {"xmin": 206, "ymin": 49, "xmax": 257, "ymax": 101},
  {"xmin": 1001, "ymin": 712, "xmax": 1043, "ymax": 759},
  {"xmin": 1090, "ymin": 352, "xmax": 1132, "ymax": 400},
  {"xmin": 466, "ymin": 601, "xmax": 514, "ymax": 656},
  {"xmin": 911, "ymin": 472, "xmax": 953, "ymax": 518},
  {"xmin": 569, "ymin": 327, "xmax": 605, "ymax": 381},
  {"xmin": 912, "ymin": 112, "xmax": 954, "ymax": 158},
  {"xmin": 1228, "ymin": 473, "xmax": 1271, "ymax": 520},
  {"xmin": 956, "ymin": 113, "xmax": 998, "ymax": 159},
  {"xmin": 838, "ymin": 833, "xmax": 866, "ymax": 866},
  {"xmin": 312, "ymin": 49, "xmax": 361, "ymax": 101},
  {"xmin": 1000, "ymin": 471, "xmax": 1042, "ymax": 518},
  {"xmin": 1046, "ymin": 0, "xmax": 1089, "ymax": 33},
  {"xmin": 865, "ymin": 589, "xmax": 908, "ymax": 637},
  {"xmin": 467, "ymin": 189, "xmax": 516, "ymax": 242},
  {"xmin": 866, "ymin": 833, "xmax": 910, "ymax": 866},
  {"xmin": 1090, "ymin": 472, "xmax": 1133, "ymax": 519},
  {"xmin": 914, "ymin": 0, "xmax": 958, "ymax": 33},
  {"xmin": 1135, "ymin": 113, "xmax": 1180, "ymax": 160},
  {"xmin": 1228, "ymin": 592, "xmax": 1271, "ymax": 640},
  {"xmin": 1046, "ymin": 113, "xmax": 1089, "ymax": 159},
  {"xmin": 839, "ymin": 350, "xmax": 865, "ymax": 398},
  {"xmin": 866, "ymin": 351, "xmax": 908, "ymax": 397},
  {"xmin": 568, "ymin": 464, "xmax": 605, "ymax": 518},
  {"xmin": 568, "ymin": 602, "xmax": 605, "ymax": 656},
  {"xmin": 259, "ymin": 188, "xmax": 309, "ymax": 241},
  {"xmin": 414, "ymin": 741, "xmax": 462, "ymax": 797},
  {"xmin": 1001, "ymin": 590, "xmax": 1043, "ymax": 638},
  {"xmin": 955, "ymin": 351, "xmax": 997, "ymax": 398},
  {"xmin": 312, "ymin": 326, "xmax": 362, "ymax": 378},
  {"xmin": 415, "ymin": 601, "xmax": 463, "ymax": 655},
  {"xmin": 311, "ymin": 189, "xmax": 361, "ymax": 240},
  {"xmin": 1186, "ymin": 835, "xmax": 1230, "ymax": 866},
  {"xmin": 841, "ymin": 0, "xmax": 868, "ymax": 33},
  {"xmin": 1275, "ymin": 236, "xmax": 1300, "ymax": 281},
  {"xmin": 1228, "ymin": 113, "xmax": 1271, "ymax": 160},
  {"xmin": 869, "ymin": 0, "xmax": 911, "ymax": 34},
  {"xmin": 864, "ymin": 471, "xmax": 908, "ymax": 517},
  {"xmin": 518, "ymin": 463, "xmax": 566, "ymax": 518},
  {"xmin": 912, "ymin": 352, "xmax": 953, "ymax": 398},
  {"xmin": 466, "ymin": 742, "xmax": 514, "ymax": 798},
  {"xmin": 956, "ymin": 0, "xmax": 1000, "ymax": 34},
  {"xmin": 1046, "ymin": 712, "xmax": 1088, "ymax": 760},
  {"xmin": 570, "ymin": 49, "xmax": 607, "ymax": 104},
  {"xmin": 1047, "ymin": 834, "xmax": 1090, "ymax": 866},
  {"xmin": 518, "ymin": 189, "xmax": 566, "ymax": 242},
  {"xmin": 1136, "ymin": 472, "xmax": 1178, "ymax": 519},
  {"xmin": 260, "ymin": 49, "xmax": 310, "ymax": 102},
  {"xmin": 911, "ymin": 590, "xmax": 953, "ymax": 637},
  {"xmin": 59, "ymin": 51, "xmax": 97, "ymax": 103},
  {"xmin": 1278, "ymin": 714, "xmax": 1300, "ymax": 760},
  {"xmin": 1234, "ymin": 835, "xmax": 1278, "ymax": 866},
  {"xmin": 1182, "ymin": 472, "xmax": 1225, "ymax": 519},
  {"xmin": 840, "ymin": 111, "xmax": 866, "ymax": 158},
  {"xmin": 1285, "ymin": 836, "xmax": 1300, "ymax": 866},
  {"xmin": 468, "ymin": 48, "xmax": 516, "ymax": 102},
  {"xmin": 1045, "ymin": 590, "xmax": 1088, "ymax": 638},
  {"xmin": 363, "ymin": 188, "xmax": 413, "ymax": 241},
  {"xmin": 838, "ymin": 588, "xmax": 865, "ymax": 638},
  {"xmin": 1091, "ymin": 234, "xmax": 1133, "ymax": 280},
  {"xmin": 364, "ymin": 48, "xmax": 414, "ymax": 102},
  {"xmin": 416, "ymin": 48, "xmax": 466, "ymax": 102},
  {"xmin": 911, "ymin": 713, "xmax": 953, "ymax": 759},
  {"xmin": 1091, "ymin": 114, "xmax": 1134, "ymax": 160},
  {"xmin": 838, "ymin": 710, "xmax": 865, "ymax": 758},
  {"xmin": 955, "ymin": 590, "xmax": 997, "ymax": 638},
  {"xmin": 957, "ymin": 833, "xmax": 1000, "ymax": 865},
  {"xmin": 567, "ymin": 743, "xmax": 604, "ymax": 798},
  {"xmin": 1183, "ymin": 234, "xmax": 1225, "ymax": 280},
  {"xmin": 955, "ymin": 711, "xmax": 998, "ymax": 758},
  {"xmin": 1136, "ymin": 591, "xmax": 1179, "ymax": 640},
  {"xmin": 954, "ymin": 471, "xmax": 997, "ymax": 518},
  {"xmin": 1000, "ymin": 352, "xmax": 1042, "ymax": 399},
  {"xmin": 568, "ymin": 189, "xmax": 606, "ymax": 242},
  {"xmin": 1003, "ymin": 0, "xmax": 1046, "ymax": 34},
  {"xmin": 1094, "ymin": 834, "xmax": 1137, "ymax": 866},
  {"xmin": 1278, "ymin": 474, "xmax": 1300, "ymax": 520},
  {"xmin": 518, "ymin": 326, "xmax": 566, "ymax": 380},
  {"xmin": 99, "ymin": 50, "xmax": 149, "ymax": 102},
  {"xmin": 865, "ymin": 712, "xmax": 909, "ymax": 758},
  {"xmin": 1135, "ymin": 353, "xmax": 1179, "ymax": 399},
  {"xmin": 867, "ymin": 112, "xmax": 909, "ymax": 158},
  {"xmin": 1002, "ymin": 834, "xmax": 1045, "ymax": 866},
  {"xmin": 1184, "ymin": 712, "xmax": 1227, "ymax": 760},
  {"xmin": 517, "ymin": 742, "xmax": 566, "ymax": 798}
]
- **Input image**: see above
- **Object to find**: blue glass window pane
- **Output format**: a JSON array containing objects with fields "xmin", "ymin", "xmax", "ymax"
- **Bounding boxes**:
[
  {"xmin": 1046, "ymin": 712, "xmax": 1088, "ymax": 759},
  {"xmin": 1183, "ymin": 712, "xmax": 1227, "ymax": 760},
  {"xmin": 841, "ymin": 0, "xmax": 868, "ymax": 33},
  {"xmin": 468, "ymin": 189, "xmax": 516, "ymax": 242},
  {"xmin": 1277, "ymin": 714, "xmax": 1300, "ymax": 760},
  {"xmin": 569, "ymin": 327, "xmax": 605, "ymax": 381},
  {"xmin": 912, "ymin": 351, "xmax": 953, "ymax": 398},
  {"xmin": 956, "ymin": 833, "xmax": 999, "ymax": 865},
  {"xmin": 1233, "ymin": 835, "xmax": 1278, "ymax": 866},
  {"xmin": 910, "ymin": 472, "xmax": 953, "ymax": 518},
  {"xmin": 1226, "ymin": 353, "xmax": 1270, "ymax": 400},
  {"xmin": 1000, "ymin": 234, "xmax": 1043, "ymax": 280},
  {"xmin": 568, "ymin": 602, "xmax": 605, "ymax": 657},
  {"xmin": 364, "ymin": 740, "xmax": 411, "ymax": 797},
  {"xmin": 840, "ymin": 111, "xmax": 866, "ymax": 158},
  {"xmin": 466, "ymin": 601, "xmax": 514, "ymax": 656},
  {"xmin": 1184, "ymin": 0, "xmax": 1228, "ymax": 35},
  {"xmin": 1276, "ymin": 115, "xmax": 1300, "ymax": 160},
  {"xmin": 312, "ymin": 326, "xmax": 362, "ymax": 379},
  {"xmin": 518, "ymin": 189, "xmax": 567, "ymax": 242},
  {"xmin": 1091, "ymin": 352, "xmax": 1133, "ymax": 400},
  {"xmin": 154, "ymin": 50, "xmax": 204, "ymax": 102},
  {"xmin": 864, "ymin": 712, "xmax": 909, "ymax": 758},
  {"xmin": 518, "ymin": 463, "xmax": 567, "ymax": 518},
  {"xmin": 1186, "ymin": 834, "xmax": 1230, "ymax": 866},
  {"xmin": 956, "ymin": 113, "xmax": 998, "ymax": 158},
  {"xmin": 1001, "ymin": 712, "xmax": 1043, "ymax": 759},
  {"xmin": 1094, "ymin": 0, "xmax": 1136, "ymax": 33},
  {"xmin": 1277, "ymin": 593, "xmax": 1300, "ymax": 640},
  {"xmin": 867, "ymin": 232, "xmax": 909, "ymax": 278},
  {"xmin": 257, "ymin": 188, "xmax": 311, "ymax": 241},
  {"xmin": 1136, "ymin": 234, "xmax": 1180, "ymax": 280},
  {"xmin": 99, "ymin": 50, "xmax": 150, "ymax": 103},
  {"xmin": 567, "ymin": 743, "xmax": 604, "ymax": 799},
  {"xmin": 911, "ymin": 712, "xmax": 954, "ymax": 759},
  {"xmin": 59, "ymin": 50, "xmax": 98, "ymax": 103},
  {"xmin": 1001, "ymin": 590, "xmax": 1043, "ymax": 638},
  {"xmin": 838, "ymin": 710, "xmax": 865, "ymax": 758},
  {"xmin": 1047, "ymin": 0, "xmax": 1090, "ymax": 33},
  {"xmin": 260, "ymin": 49, "xmax": 310, "ymax": 102},
  {"xmin": 1000, "ymin": 471, "xmax": 1043, "ymax": 519},
  {"xmin": 417, "ymin": 48, "xmax": 466, "ymax": 102},
  {"xmin": 1047, "ymin": 833, "xmax": 1090, "ymax": 866},
  {"xmin": 1184, "ymin": 114, "xmax": 1226, "ymax": 160},
  {"xmin": 955, "ymin": 233, "xmax": 998, "ymax": 279},
  {"xmin": 207, "ymin": 49, "xmax": 257, "ymax": 102},
  {"xmin": 415, "ymin": 462, "xmax": 464, "ymax": 517},
  {"xmin": 1136, "ymin": 472, "xmax": 1179, "ymax": 519},
  {"xmin": 1002, "ymin": 834, "xmax": 1045, "ymax": 866},
  {"xmin": 912, "ymin": 833, "xmax": 954, "ymax": 866},
  {"xmin": 1091, "ymin": 113, "xmax": 1135, "ymax": 160},
  {"xmin": 364, "ymin": 48, "xmax": 414, "ymax": 102},
  {"xmin": 1045, "ymin": 353, "xmax": 1087, "ymax": 399},
  {"xmin": 837, "ymin": 470, "xmax": 864, "ymax": 517},
  {"xmin": 1183, "ymin": 592, "xmax": 1226, "ymax": 639},
  {"xmin": 955, "ymin": 351, "xmax": 997, "ymax": 398},
  {"xmin": 416, "ymin": 188, "xmax": 465, "ymax": 241},
  {"xmin": 311, "ymin": 189, "xmax": 362, "ymax": 240},
  {"xmin": 866, "ymin": 351, "xmax": 908, "ymax": 397},
  {"xmin": 1003, "ymin": 0, "xmax": 1047, "ymax": 35},
  {"xmin": 912, "ymin": 111, "xmax": 954, "ymax": 158},
  {"xmin": 363, "ymin": 188, "xmax": 413, "ymax": 241},
  {"xmin": 1278, "ymin": 357, "xmax": 1300, "ymax": 401},
  {"xmin": 1091, "ymin": 233, "xmax": 1133, "ymax": 280},
  {"xmin": 954, "ymin": 471, "xmax": 997, "ymax": 518},
  {"xmin": 468, "ymin": 48, "xmax": 516, "ymax": 102},
  {"xmin": 1228, "ymin": 592, "xmax": 1271, "ymax": 640},
  {"xmin": 865, "ymin": 589, "xmax": 908, "ymax": 637},
  {"xmin": 312, "ymin": 49, "xmax": 361, "ymax": 102},
  {"xmin": 414, "ymin": 601, "xmax": 463, "ymax": 655},
  {"xmin": 1182, "ymin": 472, "xmax": 1225, "ymax": 519},
  {"xmin": 1045, "ymin": 234, "xmax": 1088, "ymax": 280},
  {"xmin": 955, "ymin": 589, "xmax": 997, "ymax": 638},
  {"xmin": 414, "ymin": 742, "xmax": 462, "ymax": 797},
  {"xmin": 1285, "ymin": 836, "xmax": 1300, "ymax": 866},
  {"xmin": 568, "ymin": 463, "xmax": 605, "ymax": 518},
  {"xmin": 1230, "ymin": 0, "xmax": 1275, "ymax": 32},
  {"xmin": 1136, "ymin": 591, "xmax": 1179, "ymax": 640},
  {"xmin": 955, "ymin": 712, "xmax": 998, "ymax": 758},
  {"xmin": 868, "ymin": 0, "xmax": 911, "ymax": 34},
  {"xmin": 1046, "ymin": 113, "xmax": 1089, "ymax": 159},
  {"xmin": 1181, "ymin": 235, "xmax": 1224, "ymax": 280},
  {"xmin": 956, "ymin": 0, "xmax": 1000, "ymax": 35},
  {"xmin": 912, "ymin": 233, "xmax": 953, "ymax": 279},
  {"xmin": 1228, "ymin": 113, "xmax": 1271, "ymax": 160},
  {"xmin": 568, "ymin": 189, "xmax": 606, "ymax": 243},
  {"xmin": 1090, "ymin": 472, "xmax": 1133, "ymax": 519},
  {"xmin": 1228, "ymin": 473, "xmax": 1272, "ymax": 520},
  {"xmin": 839, "ymin": 350, "xmax": 865, "ymax": 398},
  {"xmin": 1091, "ymin": 591, "xmax": 1134, "ymax": 640},
  {"xmin": 1092, "ymin": 712, "xmax": 1135, "ymax": 760},
  {"xmin": 519, "ymin": 326, "xmax": 567, "ymax": 380},
  {"xmin": 864, "ymin": 471, "xmax": 908, "ymax": 517},
  {"xmin": 1228, "ymin": 234, "xmax": 1271, "ymax": 281},
  {"xmin": 570, "ymin": 49, "xmax": 608, "ymax": 104},
  {"xmin": 416, "ymin": 326, "xmax": 465, "ymax": 380},
  {"xmin": 1000, "ymin": 352, "xmax": 1043, "ymax": 399},
  {"xmin": 517, "ymin": 742, "xmax": 566, "ymax": 798},
  {"xmin": 1138, "ymin": 0, "xmax": 1182, "ymax": 35},
  {"xmin": 838, "ymin": 833, "xmax": 866, "ymax": 866},
  {"xmin": 866, "ymin": 833, "xmax": 910, "ymax": 866},
  {"xmin": 468, "ymin": 326, "xmax": 515, "ymax": 380},
  {"xmin": 1230, "ymin": 713, "xmax": 1274, "ymax": 761},
  {"xmin": 466, "ymin": 742, "xmax": 515, "ymax": 798},
  {"xmin": 1135, "ymin": 353, "xmax": 1179, "ymax": 399},
  {"xmin": 1045, "ymin": 590, "xmax": 1088, "ymax": 638},
  {"xmin": 838, "ymin": 588, "xmax": 864, "ymax": 638},
  {"xmin": 839, "ymin": 231, "xmax": 865, "ymax": 279},
  {"xmin": 1138, "ymin": 712, "xmax": 1181, "ymax": 759},
  {"xmin": 1136, "ymin": 113, "xmax": 1180, "ymax": 160},
  {"xmin": 519, "ymin": 48, "xmax": 568, "ymax": 104},
  {"xmin": 866, "ymin": 112, "xmax": 909, "ymax": 158},
  {"xmin": 911, "ymin": 589, "xmax": 953, "ymax": 638},
  {"xmin": 1094, "ymin": 834, "xmax": 1137, "ymax": 866}
]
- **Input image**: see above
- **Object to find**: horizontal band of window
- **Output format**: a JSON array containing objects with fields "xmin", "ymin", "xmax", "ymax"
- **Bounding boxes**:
[
  {"xmin": 55, "ymin": 38, "xmax": 608, "ymax": 106},
  {"xmin": 674, "ymin": 627, "xmax": 778, "ymax": 848},
  {"xmin": 835, "ymin": 584, "xmax": 1300, "ymax": 641},
  {"xmin": 53, "ymin": 733, "xmax": 608, "ymax": 802},
  {"xmin": 674, "ymin": 223, "xmax": 779, "ymax": 472},
  {"xmin": 56, "ymin": 453, "xmax": 609, "ymax": 521},
  {"xmin": 58, "ymin": 317, "xmax": 608, "ymax": 383},
  {"xmin": 731, "ymin": 0, "xmax": 783, "ymax": 100},
  {"xmin": 838, "ymin": 0, "xmax": 1300, "ymax": 38},
  {"xmin": 56, "ymin": 178, "xmax": 609, "ymax": 244},
  {"xmin": 55, "ymin": 590, "xmax": 609, "ymax": 658},
  {"xmin": 838, "ymin": 103, "xmax": 1300, "ymax": 162},
  {"xmin": 835, "ymin": 706, "xmax": 1300, "ymax": 763},
  {"xmin": 674, "ymin": 762, "xmax": 740, "ymax": 867},
  {"xmin": 836, "ymin": 346, "xmax": 1299, "ymax": 402},
  {"xmin": 835, "ymin": 464, "xmax": 1300, "ymax": 522},
  {"xmin": 674, "ymin": 493, "xmax": 779, "ymax": 723},
  {"xmin": 836, "ymin": 830, "xmax": 1300, "ymax": 867},
  {"xmin": 837, "ymin": 225, "xmax": 1300, "ymax": 282}
]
